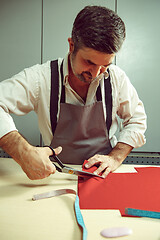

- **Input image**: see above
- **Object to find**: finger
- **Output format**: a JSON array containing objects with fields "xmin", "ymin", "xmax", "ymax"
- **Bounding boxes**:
[
  {"xmin": 46, "ymin": 146, "xmax": 62, "ymax": 156},
  {"xmin": 93, "ymin": 163, "xmax": 108, "ymax": 176},
  {"xmin": 35, "ymin": 163, "xmax": 56, "ymax": 178},
  {"xmin": 54, "ymin": 146, "xmax": 62, "ymax": 155},
  {"xmin": 46, "ymin": 161, "xmax": 56, "ymax": 174},
  {"xmin": 101, "ymin": 167, "xmax": 111, "ymax": 178},
  {"xmin": 28, "ymin": 162, "xmax": 56, "ymax": 179},
  {"xmin": 85, "ymin": 155, "xmax": 101, "ymax": 168}
]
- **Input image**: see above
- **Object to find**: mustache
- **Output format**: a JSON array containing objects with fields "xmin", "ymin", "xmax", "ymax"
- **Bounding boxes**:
[{"xmin": 81, "ymin": 71, "xmax": 92, "ymax": 79}]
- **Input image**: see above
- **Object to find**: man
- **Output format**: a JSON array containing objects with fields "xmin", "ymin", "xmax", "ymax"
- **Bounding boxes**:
[{"xmin": 0, "ymin": 6, "xmax": 146, "ymax": 180}]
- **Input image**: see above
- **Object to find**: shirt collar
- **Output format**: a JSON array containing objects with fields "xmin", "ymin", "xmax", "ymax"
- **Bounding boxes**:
[{"xmin": 62, "ymin": 53, "xmax": 70, "ymax": 85}]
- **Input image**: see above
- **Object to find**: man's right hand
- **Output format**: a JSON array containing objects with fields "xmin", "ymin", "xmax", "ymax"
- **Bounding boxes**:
[
  {"xmin": 20, "ymin": 145, "xmax": 62, "ymax": 180},
  {"xmin": 0, "ymin": 131, "xmax": 62, "ymax": 180}
]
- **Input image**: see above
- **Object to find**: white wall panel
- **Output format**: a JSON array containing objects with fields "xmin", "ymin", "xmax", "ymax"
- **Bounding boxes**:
[
  {"xmin": 43, "ymin": 0, "xmax": 115, "ymax": 62},
  {"xmin": 116, "ymin": 0, "xmax": 160, "ymax": 152},
  {"xmin": 0, "ymin": 0, "xmax": 41, "ymax": 145}
]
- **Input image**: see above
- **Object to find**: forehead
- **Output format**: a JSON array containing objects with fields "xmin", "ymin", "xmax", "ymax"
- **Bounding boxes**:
[{"xmin": 76, "ymin": 47, "xmax": 115, "ymax": 65}]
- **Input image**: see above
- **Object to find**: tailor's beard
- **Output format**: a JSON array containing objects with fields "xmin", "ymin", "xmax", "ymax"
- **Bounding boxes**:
[
  {"xmin": 76, "ymin": 70, "xmax": 104, "ymax": 84},
  {"xmin": 76, "ymin": 71, "xmax": 93, "ymax": 83},
  {"xmin": 70, "ymin": 53, "xmax": 103, "ymax": 84}
]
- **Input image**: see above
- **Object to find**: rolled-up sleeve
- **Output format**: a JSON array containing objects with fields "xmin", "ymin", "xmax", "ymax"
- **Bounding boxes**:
[
  {"xmin": 110, "ymin": 66, "xmax": 147, "ymax": 148},
  {"xmin": 0, "ymin": 65, "xmax": 40, "ymax": 139},
  {"xmin": 0, "ymin": 107, "xmax": 17, "ymax": 137}
]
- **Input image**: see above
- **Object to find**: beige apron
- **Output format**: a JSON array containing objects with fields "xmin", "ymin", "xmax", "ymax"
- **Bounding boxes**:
[{"xmin": 50, "ymin": 60, "xmax": 112, "ymax": 164}]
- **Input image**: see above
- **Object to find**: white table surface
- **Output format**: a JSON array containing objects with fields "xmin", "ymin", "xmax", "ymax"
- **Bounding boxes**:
[{"xmin": 0, "ymin": 158, "xmax": 159, "ymax": 240}]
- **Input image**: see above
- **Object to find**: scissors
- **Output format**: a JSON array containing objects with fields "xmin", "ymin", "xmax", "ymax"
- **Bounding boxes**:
[{"xmin": 47, "ymin": 146, "xmax": 103, "ymax": 179}]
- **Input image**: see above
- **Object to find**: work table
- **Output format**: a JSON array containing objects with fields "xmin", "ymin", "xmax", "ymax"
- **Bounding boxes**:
[{"xmin": 0, "ymin": 158, "xmax": 159, "ymax": 240}]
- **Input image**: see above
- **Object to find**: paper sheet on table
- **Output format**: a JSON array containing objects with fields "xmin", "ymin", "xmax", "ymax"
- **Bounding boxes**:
[
  {"xmin": 78, "ymin": 161, "xmax": 160, "ymax": 216},
  {"xmin": 112, "ymin": 164, "xmax": 138, "ymax": 173}
]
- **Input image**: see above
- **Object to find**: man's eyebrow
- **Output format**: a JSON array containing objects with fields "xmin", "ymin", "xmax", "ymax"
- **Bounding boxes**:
[
  {"xmin": 87, "ymin": 59, "xmax": 112, "ymax": 67},
  {"xmin": 103, "ymin": 63, "xmax": 112, "ymax": 67},
  {"xmin": 87, "ymin": 59, "xmax": 96, "ymax": 65}
]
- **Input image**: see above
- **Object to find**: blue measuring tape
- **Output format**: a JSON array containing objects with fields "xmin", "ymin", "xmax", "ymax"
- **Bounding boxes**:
[
  {"xmin": 125, "ymin": 208, "xmax": 160, "ymax": 219},
  {"xmin": 75, "ymin": 195, "xmax": 87, "ymax": 240},
  {"xmin": 33, "ymin": 189, "xmax": 87, "ymax": 239}
]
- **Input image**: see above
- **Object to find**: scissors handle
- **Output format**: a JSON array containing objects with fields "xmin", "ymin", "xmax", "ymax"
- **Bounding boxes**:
[{"xmin": 46, "ymin": 146, "xmax": 64, "ymax": 168}]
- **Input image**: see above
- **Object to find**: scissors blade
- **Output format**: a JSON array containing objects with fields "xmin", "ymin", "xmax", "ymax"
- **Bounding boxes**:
[{"xmin": 62, "ymin": 167, "xmax": 104, "ymax": 179}]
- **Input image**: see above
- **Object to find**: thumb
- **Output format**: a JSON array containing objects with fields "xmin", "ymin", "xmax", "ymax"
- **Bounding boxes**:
[
  {"xmin": 54, "ymin": 146, "xmax": 62, "ymax": 155},
  {"xmin": 45, "ymin": 146, "xmax": 62, "ymax": 156}
]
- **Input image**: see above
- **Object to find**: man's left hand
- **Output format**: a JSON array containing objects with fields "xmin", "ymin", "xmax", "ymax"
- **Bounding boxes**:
[
  {"xmin": 84, "ymin": 154, "xmax": 121, "ymax": 178},
  {"xmin": 84, "ymin": 142, "xmax": 133, "ymax": 178}
]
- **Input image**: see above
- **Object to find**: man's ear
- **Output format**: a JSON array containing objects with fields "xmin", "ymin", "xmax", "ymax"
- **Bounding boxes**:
[{"xmin": 68, "ymin": 38, "xmax": 74, "ymax": 53}]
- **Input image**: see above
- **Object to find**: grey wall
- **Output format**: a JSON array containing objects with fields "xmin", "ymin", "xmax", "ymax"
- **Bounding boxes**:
[
  {"xmin": 116, "ymin": 0, "xmax": 160, "ymax": 152},
  {"xmin": 43, "ymin": 0, "xmax": 115, "ymax": 61},
  {"xmin": 0, "ymin": 0, "xmax": 41, "ymax": 145},
  {"xmin": 0, "ymin": 0, "xmax": 159, "ymax": 151}
]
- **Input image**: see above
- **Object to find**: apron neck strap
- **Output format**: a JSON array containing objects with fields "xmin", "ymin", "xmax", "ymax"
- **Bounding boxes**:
[
  {"xmin": 50, "ymin": 60, "xmax": 59, "ymax": 135},
  {"xmin": 60, "ymin": 60, "xmax": 65, "ymax": 103}
]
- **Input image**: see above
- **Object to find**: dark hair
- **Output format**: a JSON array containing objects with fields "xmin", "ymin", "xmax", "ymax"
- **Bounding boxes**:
[{"xmin": 71, "ymin": 5, "xmax": 126, "ymax": 54}]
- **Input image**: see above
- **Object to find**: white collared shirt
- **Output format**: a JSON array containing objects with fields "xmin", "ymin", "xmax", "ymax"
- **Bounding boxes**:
[{"xmin": 0, "ymin": 53, "xmax": 147, "ymax": 148}]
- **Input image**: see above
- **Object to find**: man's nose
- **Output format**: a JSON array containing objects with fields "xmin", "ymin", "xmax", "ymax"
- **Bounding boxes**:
[{"xmin": 91, "ymin": 66, "xmax": 106, "ymax": 79}]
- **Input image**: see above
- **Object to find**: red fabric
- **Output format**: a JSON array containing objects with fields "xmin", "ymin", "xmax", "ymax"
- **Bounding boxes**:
[{"xmin": 78, "ymin": 161, "xmax": 160, "ymax": 216}]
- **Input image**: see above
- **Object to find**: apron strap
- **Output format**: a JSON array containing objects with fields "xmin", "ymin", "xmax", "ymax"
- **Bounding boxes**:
[
  {"xmin": 96, "ymin": 71, "xmax": 112, "ymax": 132},
  {"xmin": 50, "ymin": 60, "xmax": 60, "ymax": 135},
  {"xmin": 104, "ymin": 73, "xmax": 112, "ymax": 131},
  {"xmin": 96, "ymin": 84, "xmax": 102, "ymax": 101},
  {"xmin": 50, "ymin": 60, "xmax": 112, "ymax": 135},
  {"xmin": 60, "ymin": 60, "xmax": 65, "ymax": 103}
]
